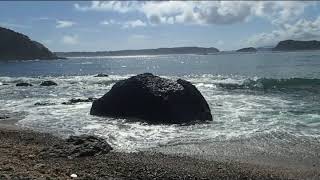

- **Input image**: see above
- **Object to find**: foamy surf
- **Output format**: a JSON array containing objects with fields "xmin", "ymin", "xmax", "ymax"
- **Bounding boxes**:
[{"xmin": 0, "ymin": 73, "xmax": 318, "ymax": 152}]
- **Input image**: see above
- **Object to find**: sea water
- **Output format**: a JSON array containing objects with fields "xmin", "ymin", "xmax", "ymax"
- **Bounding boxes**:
[{"xmin": 0, "ymin": 51, "xmax": 319, "ymax": 156}]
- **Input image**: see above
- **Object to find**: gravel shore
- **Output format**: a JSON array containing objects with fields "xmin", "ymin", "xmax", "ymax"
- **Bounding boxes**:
[{"xmin": 0, "ymin": 123, "xmax": 319, "ymax": 179}]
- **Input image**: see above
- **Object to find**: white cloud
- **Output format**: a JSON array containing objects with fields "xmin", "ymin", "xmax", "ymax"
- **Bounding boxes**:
[
  {"xmin": 252, "ymin": 1, "xmax": 315, "ymax": 25},
  {"xmin": 122, "ymin": 20, "xmax": 146, "ymax": 28},
  {"xmin": 56, "ymin": 20, "xmax": 76, "ymax": 28},
  {"xmin": 100, "ymin": 19, "xmax": 115, "ymax": 25},
  {"xmin": 31, "ymin": 17, "xmax": 50, "ymax": 21},
  {"xmin": 74, "ymin": 1, "xmax": 139, "ymax": 13},
  {"xmin": 247, "ymin": 17, "xmax": 320, "ymax": 47},
  {"xmin": 100, "ymin": 19, "xmax": 147, "ymax": 28},
  {"xmin": 61, "ymin": 35, "xmax": 79, "ymax": 45},
  {"xmin": 74, "ymin": 1, "xmax": 316, "ymax": 25}
]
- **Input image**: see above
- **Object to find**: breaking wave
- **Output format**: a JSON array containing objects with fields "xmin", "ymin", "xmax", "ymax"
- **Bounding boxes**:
[{"xmin": 217, "ymin": 78, "xmax": 320, "ymax": 92}]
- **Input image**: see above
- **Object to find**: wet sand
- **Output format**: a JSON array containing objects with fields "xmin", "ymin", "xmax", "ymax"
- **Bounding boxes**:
[
  {"xmin": 0, "ymin": 122, "xmax": 319, "ymax": 180},
  {"xmin": 151, "ymin": 135, "xmax": 320, "ymax": 170}
]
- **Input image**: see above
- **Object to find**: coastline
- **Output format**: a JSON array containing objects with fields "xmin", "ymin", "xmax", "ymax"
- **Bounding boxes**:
[{"xmin": 0, "ymin": 120, "xmax": 319, "ymax": 179}]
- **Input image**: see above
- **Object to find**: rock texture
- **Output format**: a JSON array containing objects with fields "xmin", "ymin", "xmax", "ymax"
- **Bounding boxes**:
[
  {"xmin": 236, "ymin": 47, "xmax": 257, "ymax": 52},
  {"xmin": 273, "ymin": 40, "xmax": 320, "ymax": 51},
  {"xmin": 0, "ymin": 27, "xmax": 60, "ymax": 60},
  {"xmin": 90, "ymin": 73, "xmax": 212, "ymax": 124}
]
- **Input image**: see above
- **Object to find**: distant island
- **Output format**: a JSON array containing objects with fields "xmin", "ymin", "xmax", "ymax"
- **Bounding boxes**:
[
  {"xmin": 3, "ymin": 26, "xmax": 320, "ymax": 60},
  {"xmin": 273, "ymin": 40, "xmax": 320, "ymax": 51},
  {"xmin": 0, "ymin": 27, "xmax": 60, "ymax": 60},
  {"xmin": 55, "ymin": 47, "xmax": 219, "ymax": 57},
  {"xmin": 236, "ymin": 47, "xmax": 257, "ymax": 52}
]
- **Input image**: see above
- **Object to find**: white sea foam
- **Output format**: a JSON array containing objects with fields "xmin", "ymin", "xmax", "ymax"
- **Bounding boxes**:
[{"xmin": 0, "ymin": 74, "xmax": 319, "ymax": 151}]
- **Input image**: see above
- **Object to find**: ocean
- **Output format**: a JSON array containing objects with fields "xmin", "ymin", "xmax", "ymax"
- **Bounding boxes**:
[{"xmin": 0, "ymin": 51, "xmax": 319, "ymax": 166}]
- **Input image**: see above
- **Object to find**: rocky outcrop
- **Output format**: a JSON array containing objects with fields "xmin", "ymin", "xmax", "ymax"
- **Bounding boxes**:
[
  {"xmin": 236, "ymin": 47, "xmax": 257, "ymax": 52},
  {"xmin": 16, "ymin": 82, "xmax": 33, "ymax": 86},
  {"xmin": 0, "ymin": 27, "xmax": 60, "ymax": 60},
  {"xmin": 40, "ymin": 81, "xmax": 57, "ymax": 86},
  {"xmin": 90, "ymin": 73, "xmax": 212, "ymax": 124},
  {"xmin": 41, "ymin": 135, "xmax": 113, "ymax": 158},
  {"xmin": 273, "ymin": 40, "xmax": 320, "ymax": 51}
]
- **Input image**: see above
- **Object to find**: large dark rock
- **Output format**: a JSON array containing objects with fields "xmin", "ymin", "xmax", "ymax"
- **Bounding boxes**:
[
  {"xmin": 40, "ymin": 80, "xmax": 57, "ymax": 86},
  {"xmin": 273, "ymin": 40, "xmax": 320, "ymax": 51},
  {"xmin": 0, "ymin": 27, "xmax": 61, "ymax": 60},
  {"xmin": 90, "ymin": 73, "xmax": 212, "ymax": 124}
]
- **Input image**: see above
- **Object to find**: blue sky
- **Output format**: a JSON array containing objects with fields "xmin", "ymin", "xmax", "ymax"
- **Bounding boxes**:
[{"xmin": 1, "ymin": 1, "xmax": 320, "ymax": 52}]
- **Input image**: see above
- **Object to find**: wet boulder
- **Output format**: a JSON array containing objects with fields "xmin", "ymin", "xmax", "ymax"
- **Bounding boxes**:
[
  {"xmin": 90, "ymin": 73, "xmax": 212, "ymax": 124},
  {"xmin": 16, "ymin": 82, "xmax": 33, "ymax": 86},
  {"xmin": 40, "ymin": 80, "xmax": 57, "ymax": 86}
]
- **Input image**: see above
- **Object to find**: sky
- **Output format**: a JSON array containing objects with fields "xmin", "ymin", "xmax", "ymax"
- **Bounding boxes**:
[{"xmin": 1, "ymin": 1, "xmax": 320, "ymax": 52}]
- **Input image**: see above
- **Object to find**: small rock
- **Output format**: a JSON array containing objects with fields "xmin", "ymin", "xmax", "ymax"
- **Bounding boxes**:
[
  {"xmin": 28, "ymin": 154, "xmax": 36, "ymax": 158},
  {"xmin": 62, "ymin": 98, "xmax": 96, "ymax": 105},
  {"xmin": 94, "ymin": 73, "xmax": 109, "ymax": 77},
  {"xmin": 67, "ymin": 135, "xmax": 113, "ymax": 157},
  {"xmin": 3, "ymin": 166, "xmax": 14, "ymax": 171},
  {"xmin": 0, "ymin": 116, "xmax": 9, "ymax": 119},
  {"xmin": 34, "ymin": 163, "xmax": 45, "ymax": 170},
  {"xmin": 0, "ymin": 174, "xmax": 10, "ymax": 180},
  {"xmin": 67, "ymin": 156, "xmax": 73, "ymax": 160},
  {"xmin": 16, "ymin": 82, "xmax": 33, "ymax": 86},
  {"xmin": 34, "ymin": 102, "xmax": 56, "ymax": 106},
  {"xmin": 40, "ymin": 81, "xmax": 57, "ymax": 86},
  {"xmin": 70, "ymin": 174, "xmax": 78, "ymax": 178}
]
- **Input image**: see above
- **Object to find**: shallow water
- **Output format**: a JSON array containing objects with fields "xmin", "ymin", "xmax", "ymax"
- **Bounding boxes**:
[{"xmin": 0, "ymin": 51, "xmax": 319, "ymax": 153}]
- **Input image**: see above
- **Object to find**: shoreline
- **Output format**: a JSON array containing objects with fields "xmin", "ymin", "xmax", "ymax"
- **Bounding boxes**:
[{"xmin": 0, "ymin": 121, "xmax": 319, "ymax": 179}]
